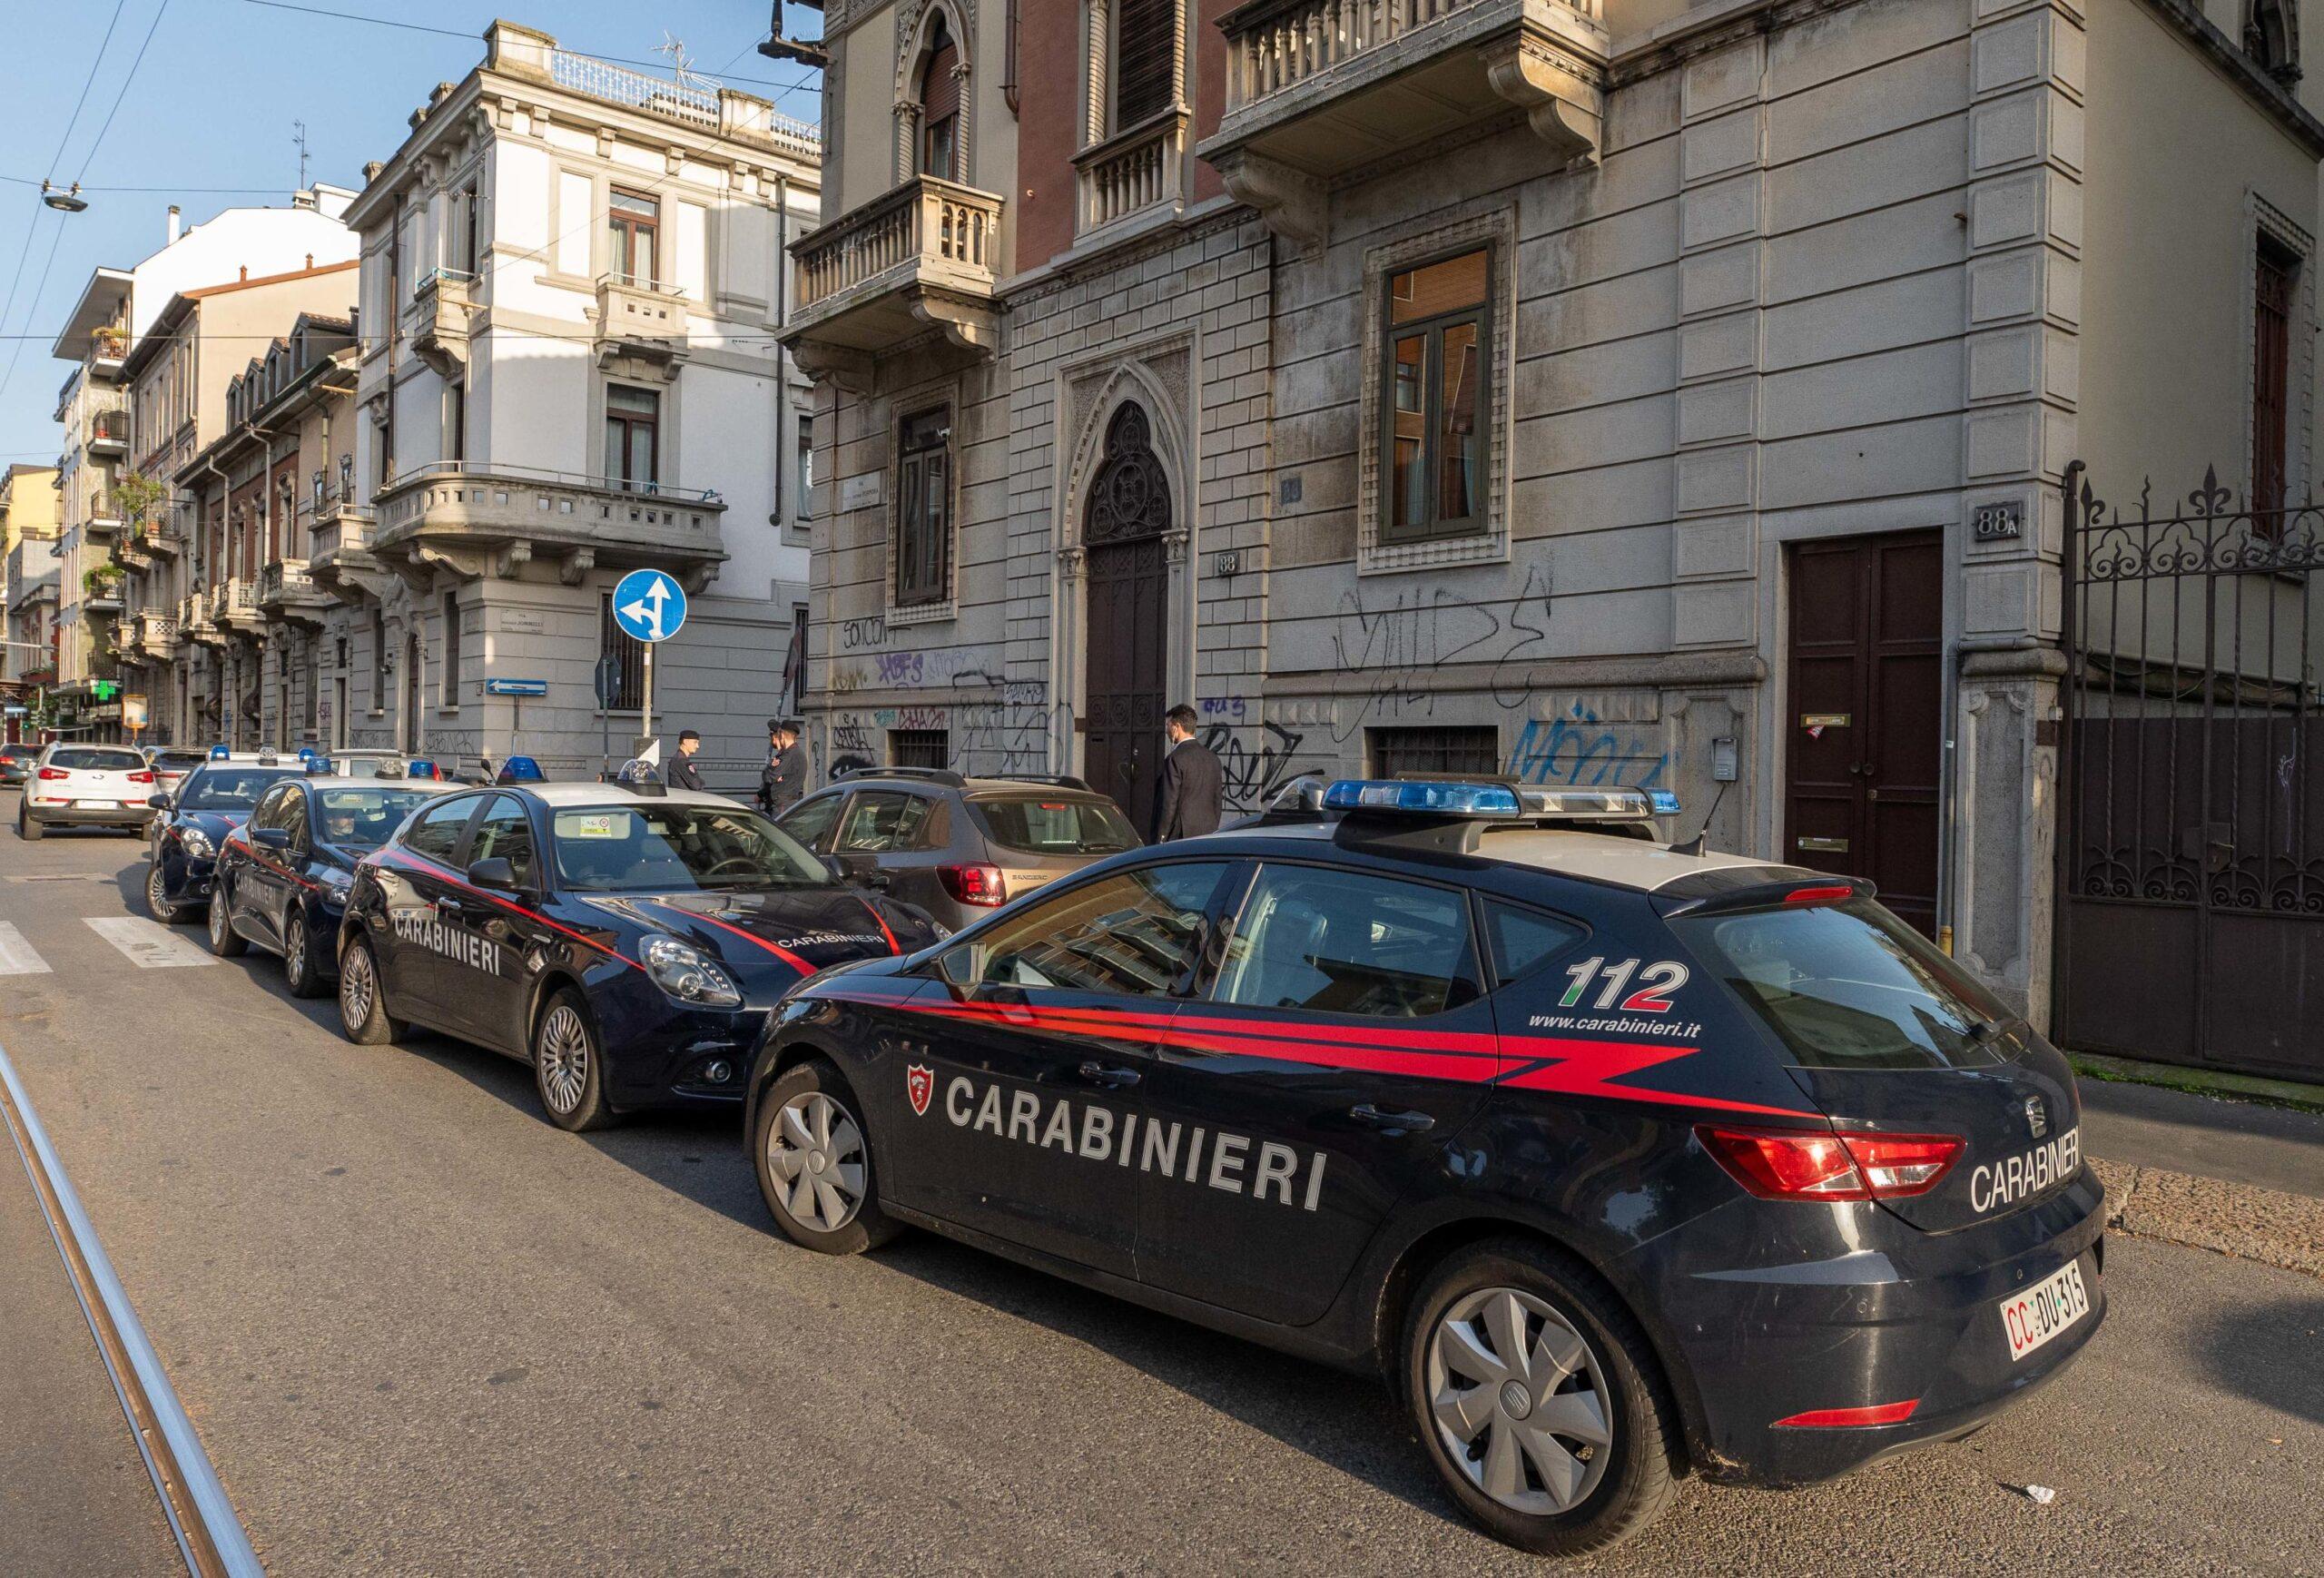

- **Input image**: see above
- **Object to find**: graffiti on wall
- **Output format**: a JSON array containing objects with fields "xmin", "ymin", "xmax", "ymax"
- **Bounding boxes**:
[
  {"xmin": 1506, "ymin": 702, "xmax": 1670, "ymax": 790},
  {"xmin": 1326, "ymin": 564, "xmax": 1554, "ymax": 742}
]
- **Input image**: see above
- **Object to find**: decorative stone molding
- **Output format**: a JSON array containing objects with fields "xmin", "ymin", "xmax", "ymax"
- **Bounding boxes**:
[
  {"xmin": 1212, "ymin": 150, "xmax": 1326, "ymax": 260},
  {"xmin": 1479, "ymin": 35, "xmax": 1603, "ymax": 165},
  {"xmin": 557, "ymin": 547, "xmax": 595, "ymax": 586},
  {"xmin": 791, "ymin": 338, "xmax": 876, "ymax": 395}
]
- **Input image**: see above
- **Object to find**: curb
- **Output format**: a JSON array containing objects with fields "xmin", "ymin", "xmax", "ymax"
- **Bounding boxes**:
[
  {"xmin": 2091, "ymin": 1157, "xmax": 2324, "ymax": 1281},
  {"xmin": 2070, "ymin": 1051, "xmax": 2324, "ymax": 1117}
]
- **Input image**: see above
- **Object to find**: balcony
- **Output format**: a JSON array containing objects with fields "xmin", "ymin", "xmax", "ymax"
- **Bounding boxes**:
[
  {"xmin": 131, "ymin": 518, "xmax": 184, "ymax": 557},
  {"xmin": 134, "ymin": 608, "xmax": 180, "ymax": 659},
  {"xmin": 310, "ymin": 500, "xmax": 383, "ymax": 593},
  {"xmin": 180, "ymin": 592, "xmax": 221, "ymax": 647},
  {"xmin": 209, "ymin": 577, "xmax": 262, "ymax": 636},
  {"xmin": 1199, "ymin": 0, "xmax": 1608, "ymax": 254},
  {"xmin": 1076, "ymin": 108, "xmax": 1191, "ymax": 239},
  {"xmin": 783, "ymin": 174, "xmax": 1003, "ymax": 391},
  {"xmin": 594, "ymin": 275, "xmax": 688, "ymax": 367},
  {"xmin": 372, "ymin": 463, "xmax": 726, "ymax": 588},
  {"xmin": 258, "ymin": 557, "xmax": 331, "ymax": 623},
  {"xmin": 83, "ymin": 581, "xmax": 124, "ymax": 616},
  {"xmin": 411, "ymin": 269, "xmax": 476, "ymax": 377},
  {"xmin": 84, "ymin": 495, "xmax": 123, "ymax": 537},
  {"xmin": 87, "ymin": 409, "xmax": 128, "ymax": 458},
  {"xmin": 90, "ymin": 327, "xmax": 126, "ymax": 379}
]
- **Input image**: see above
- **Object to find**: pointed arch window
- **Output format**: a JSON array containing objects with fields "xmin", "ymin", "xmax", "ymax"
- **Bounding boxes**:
[
  {"xmin": 2248, "ymin": 0, "xmax": 2301, "ymax": 83},
  {"xmin": 920, "ymin": 15, "xmax": 962, "ymax": 181},
  {"xmin": 1085, "ymin": 404, "xmax": 1170, "ymax": 544}
]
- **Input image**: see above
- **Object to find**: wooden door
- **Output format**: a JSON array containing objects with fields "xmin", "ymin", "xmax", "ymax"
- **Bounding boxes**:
[
  {"xmin": 1784, "ymin": 532, "xmax": 1944, "ymax": 936},
  {"xmin": 1079, "ymin": 405, "xmax": 1171, "ymax": 833}
]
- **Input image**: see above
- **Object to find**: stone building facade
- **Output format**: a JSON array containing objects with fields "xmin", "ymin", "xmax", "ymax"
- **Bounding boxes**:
[
  {"xmin": 783, "ymin": 0, "xmax": 2324, "ymax": 1025},
  {"xmin": 337, "ymin": 23, "xmax": 823, "ymax": 784}
]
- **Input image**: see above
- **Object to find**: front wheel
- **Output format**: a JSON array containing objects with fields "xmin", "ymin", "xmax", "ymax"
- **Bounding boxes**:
[
  {"xmin": 337, "ymin": 933, "xmax": 404, "ymax": 1045},
  {"xmin": 206, "ymin": 882, "xmax": 248, "ymax": 956},
  {"xmin": 533, "ymin": 991, "xmax": 615, "ymax": 1132},
  {"xmin": 282, "ymin": 911, "xmax": 324, "ymax": 998},
  {"xmin": 146, "ymin": 861, "xmax": 182, "ymax": 924},
  {"xmin": 753, "ymin": 1058, "xmax": 900, "ymax": 1255},
  {"xmin": 1402, "ymin": 1238, "xmax": 1680, "ymax": 1558}
]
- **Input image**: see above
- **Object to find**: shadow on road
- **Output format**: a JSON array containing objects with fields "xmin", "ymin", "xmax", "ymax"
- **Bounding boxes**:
[{"xmin": 2203, "ymin": 1297, "xmax": 2324, "ymax": 1430}]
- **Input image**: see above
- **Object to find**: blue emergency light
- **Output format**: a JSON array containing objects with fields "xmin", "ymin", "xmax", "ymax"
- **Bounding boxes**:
[
  {"xmin": 1322, "ymin": 780, "xmax": 1524, "ymax": 817},
  {"xmin": 1649, "ymin": 790, "xmax": 1681, "ymax": 815},
  {"xmin": 208, "ymin": 744, "xmax": 230, "ymax": 759},
  {"xmin": 499, "ymin": 755, "xmax": 543, "ymax": 782}
]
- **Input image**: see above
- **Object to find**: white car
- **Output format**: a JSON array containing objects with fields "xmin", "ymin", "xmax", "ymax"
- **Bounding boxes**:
[{"xmin": 17, "ymin": 744, "xmax": 158, "ymax": 840}]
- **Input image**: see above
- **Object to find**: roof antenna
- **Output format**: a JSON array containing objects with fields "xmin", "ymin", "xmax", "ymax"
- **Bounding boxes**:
[
  {"xmin": 1678, "ymin": 779, "xmax": 1728, "ymax": 857},
  {"xmin": 293, "ymin": 120, "xmax": 310, "ymax": 192},
  {"xmin": 653, "ymin": 32, "xmax": 704, "ymax": 92}
]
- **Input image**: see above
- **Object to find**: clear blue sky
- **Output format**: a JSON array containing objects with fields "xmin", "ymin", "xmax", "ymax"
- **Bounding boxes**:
[{"xmin": 0, "ymin": 0, "xmax": 821, "ymax": 460}]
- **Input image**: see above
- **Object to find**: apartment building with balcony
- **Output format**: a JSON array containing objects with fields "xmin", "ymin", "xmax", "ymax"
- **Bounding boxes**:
[
  {"xmin": 338, "ymin": 22, "xmax": 822, "ymax": 778},
  {"xmin": 1, "ymin": 463, "xmax": 61, "ymax": 735},
  {"xmin": 169, "ymin": 309, "xmax": 361, "ymax": 751},
  {"xmin": 48, "ymin": 188, "xmax": 359, "ymax": 741},
  {"xmin": 782, "ymin": 0, "xmax": 2324, "ymax": 1024}
]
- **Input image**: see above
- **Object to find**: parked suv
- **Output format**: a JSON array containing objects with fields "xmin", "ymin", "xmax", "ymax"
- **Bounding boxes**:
[
  {"xmin": 773, "ymin": 768, "xmax": 1141, "ymax": 932},
  {"xmin": 0, "ymin": 742, "xmax": 38, "ymax": 790},
  {"xmin": 17, "ymin": 743, "xmax": 156, "ymax": 839}
]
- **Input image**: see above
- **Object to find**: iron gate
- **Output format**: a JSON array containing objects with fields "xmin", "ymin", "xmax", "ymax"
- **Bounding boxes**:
[{"xmin": 2057, "ymin": 466, "xmax": 2324, "ymax": 1079}]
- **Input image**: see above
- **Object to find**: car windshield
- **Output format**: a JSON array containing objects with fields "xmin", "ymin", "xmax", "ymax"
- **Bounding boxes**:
[
  {"xmin": 48, "ymin": 747, "xmax": 145, "ymax": 771},
  {"xmin": 972, "ymin": 795, "xmax": 1140, "ymax": 856},
  {"xmin": 315, "ymin": 786, "xmax": 439, "ymax": 850},
  {"xmin": 151, "ymin": 751, "xmax": 206, "ymax": 770},
  {"xmin": 1671, "ymin": 898, "xmax": 2014, "ymax": 1070},
  {"xmin": 178, "ymin": 766, "xmax": 300, "ymax": 811},
  {"xmin": 549, "ymin": 804, "xmax": 830, "ymax": 893}
]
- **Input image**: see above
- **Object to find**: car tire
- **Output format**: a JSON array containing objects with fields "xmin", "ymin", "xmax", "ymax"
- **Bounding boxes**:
[
  {"xmin": 753, "ymin": 1058, "xmax": 901, "ymax": 1255},
  {"xmin": 17, "ymin": 807, "xmax": 41, "ymax": 842},
  {"xmin": 337, "ymin": 933, "xmax": 403, "ymax": 1045},
  {"xmin": 1401, "ymin": 1237, "xmax": 1680, "ymax": 1559},
  {"xmin": 205, "ymin": 880, "xmax": 249, "ymax": 957},
  {"xmin": 532, "ymin": 990, "xmax": 616, "ymax": 1132},
  {"xmin": 145, "ymin": 860, "xmax": 182, "ymax": 924},
  {"xmin": 282, "ymin": 912, "xmax": 324, "ymax": 999}
]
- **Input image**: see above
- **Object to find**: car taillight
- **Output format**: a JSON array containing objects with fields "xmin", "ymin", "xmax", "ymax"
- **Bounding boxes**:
[
  {"xmin": 129, "ymin": 770, "xmax": 154, "ymax": 784},
  {"xmin": 37, "ymin": 767, "xmax": 67, "ymax": 780},
  {"xmin": 1783, "ymin": 884, "xmax": 1856, "ymax": 905},
  {"xmin": 938, "ymin": 863, "xmax": 1006, "ymax": 906},
  {"xmin": 1696, "ymin": 1126, "xmax": 1963, "ymax": 1202}
]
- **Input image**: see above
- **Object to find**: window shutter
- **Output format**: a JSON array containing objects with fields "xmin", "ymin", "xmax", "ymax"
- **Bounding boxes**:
[
  {"xmin": 1114, "ymin": 0, "xmax": 1176, "ymax": 128},
  {"xmin": 921, "ymin": 43, "xmax": 960, "ymax": 127}
]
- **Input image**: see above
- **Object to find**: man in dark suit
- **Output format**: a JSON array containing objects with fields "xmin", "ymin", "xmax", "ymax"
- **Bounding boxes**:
[
  {"xmin": 759, "ymin": 718, "xmax": 810, "ymax": 815},
  {"xmin": 1150, "ymin": 704, "xmax": 1222, "ymax": 842},
  {"xmin": 667, "ymin": 729, "xmax": 708, "ymax": 793}
]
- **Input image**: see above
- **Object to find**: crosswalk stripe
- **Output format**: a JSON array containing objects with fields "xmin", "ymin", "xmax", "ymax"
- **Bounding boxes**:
[
  {"xmin": 81, "ymin": 917, "xmax": 215, "ymax": 970},
  {"xmin": 0, "ymin": 922, "xmax": 52, "ymax": 976}
]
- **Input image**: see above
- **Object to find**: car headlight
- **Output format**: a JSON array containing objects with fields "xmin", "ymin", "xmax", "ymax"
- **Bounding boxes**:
[
  {"xmin": 640, "ymin": 935, "xmax": 743, "ymax": 1010},
  {"xmin": 320, "ymin": 868, "xmax": 354, "ymax": 898},
  {"xmin": 180, "ymin": 827, "xmax": 214, "ymax": 859}
]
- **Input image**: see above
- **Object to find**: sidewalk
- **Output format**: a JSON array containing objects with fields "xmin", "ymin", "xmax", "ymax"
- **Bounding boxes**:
[
  {"xmin": 2077, "ymin": 1076, "xmax": 2324, "ymax": 1280},
  {"xmin": 0, "ymin": 1130, "xmax": 180, "ymax": 1577}
]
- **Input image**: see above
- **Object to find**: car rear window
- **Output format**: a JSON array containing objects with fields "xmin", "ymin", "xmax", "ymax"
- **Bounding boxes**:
[
  {"xmin": 179, "ymin": 767, "xmax": 300, "ymax": 810},
  {"xmin": 152, "ymin": 751, "xmax": 206, "ymax": 770},
  {"xmin": 1671, "ymin": 898, "xmax": 2012, "ymax": 1070},
  {"xmin": 49, "ymin": 747, "xmax": 145, "ymax": 771},
  {"xmin": 972, "ymin": 795, "xmax": 1139, "ymax": 856}
]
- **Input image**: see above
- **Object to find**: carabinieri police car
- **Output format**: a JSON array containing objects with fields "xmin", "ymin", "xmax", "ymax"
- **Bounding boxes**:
[
  {"xmin": 145, "ymin": 750, "xmax": 327, "ymax": 923},
  {"xmin": 743, "ymin": 778, "xmax": 2103, "ymax": 1556},
  {"xmin": 336, "ymin": 781, "xmax": 943, "ymax": 1131}
]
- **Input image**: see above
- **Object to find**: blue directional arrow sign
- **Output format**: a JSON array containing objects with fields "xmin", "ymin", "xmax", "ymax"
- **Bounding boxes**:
[{"xmin": 610, "ymin": 568, "xmax": 687, "ymax": 644}]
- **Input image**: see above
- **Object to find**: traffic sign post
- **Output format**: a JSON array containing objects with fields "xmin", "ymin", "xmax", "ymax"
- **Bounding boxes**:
[
  {"xmin": 609, "ymin": 569, "xmax": 688, "ymax": 757},
  {"xmin": 594, "ymin": 653, "xmax": 621, "ymax": 778}
]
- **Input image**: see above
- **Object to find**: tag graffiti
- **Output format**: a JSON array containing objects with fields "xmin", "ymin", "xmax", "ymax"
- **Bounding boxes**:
[
  {"xmin": 391, "ymin": 910, "xmax": 504, "ymax": 975},
  {"xmin": 930, "ymin": 1072, "xmax": 1326, "ymax": 1210}
]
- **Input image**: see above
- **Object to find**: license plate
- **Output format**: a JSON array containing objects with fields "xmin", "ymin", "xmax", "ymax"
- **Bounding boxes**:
[
  {"xmin": 2000, "ymin": 1260, "xmax": 2090, "ymax": 1362},
  {"xmin": 76, "ymin": 798, "xmax": 115, "ymax": 809}
]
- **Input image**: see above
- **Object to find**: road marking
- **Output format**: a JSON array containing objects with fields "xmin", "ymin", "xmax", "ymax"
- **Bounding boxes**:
[
  {"xmin": 82, "ymin": 917, "xmax": 215, "ymax": 969},
  {"xmin": 0, "ymin": 1043, "xmax": 263, "ymax": 1577},
  {"xmin": 0, "ymin": 922, "xmax": 51, "ymax": 975}
]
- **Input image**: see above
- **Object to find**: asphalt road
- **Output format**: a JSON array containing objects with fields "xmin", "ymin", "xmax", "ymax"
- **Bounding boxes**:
[{"xmin": 0, "ymin": 819, "xmax": 2319, "ymax": 1575}]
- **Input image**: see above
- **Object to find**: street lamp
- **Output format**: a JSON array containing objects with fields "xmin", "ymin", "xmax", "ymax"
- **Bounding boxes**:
[{"xmin": 39, "ymin": 182, "xmax": 87, "ymax": 213}]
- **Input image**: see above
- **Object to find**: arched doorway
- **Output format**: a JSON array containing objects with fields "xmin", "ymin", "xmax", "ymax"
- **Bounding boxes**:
[{"xmin": 1080, "ymin": 403, "xmax": 1170, "ymax": 834}]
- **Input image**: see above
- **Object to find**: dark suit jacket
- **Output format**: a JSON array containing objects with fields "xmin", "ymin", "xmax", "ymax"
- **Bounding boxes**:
[
  {"xmin": 761, "ymin": 740, "xmax": 810, "ymax": 813},
  {"xmin": 1151, "ymin": 737, "xmax": 1223, "ymax": 842}
]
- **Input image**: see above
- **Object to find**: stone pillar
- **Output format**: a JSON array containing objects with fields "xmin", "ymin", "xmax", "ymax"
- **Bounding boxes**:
[{"xmin": 1954, "ymin": 0, "xmax": 2085, "ymax": 1025}]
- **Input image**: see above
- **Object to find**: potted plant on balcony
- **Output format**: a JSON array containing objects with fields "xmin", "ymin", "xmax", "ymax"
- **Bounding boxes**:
[
  {"xmin": 93, "ymin": 326, "xmax": 127, "ymax": 359},
  {"xmin": 83, "ymin": 565, "xmax": 123, "ymax": 604},
  {"xmin": 114, "ymin": 471, "xmax": 167, "ymax": 540}
]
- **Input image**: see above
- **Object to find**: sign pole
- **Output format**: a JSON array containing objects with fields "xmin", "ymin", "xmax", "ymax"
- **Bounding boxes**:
[{"xmin": 642, "ymin": 644, "xmax": 655, "ymax": 751}]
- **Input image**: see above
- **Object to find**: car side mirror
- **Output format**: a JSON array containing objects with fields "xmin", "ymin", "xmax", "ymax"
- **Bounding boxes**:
[
  {"xmin": 466, "ymin": 856, "xmax": 518, "ymax": 892},
  {"xmin": 252, "ymin": 825, "xmax": 290, "ymax": 850},
  {"xmin": 147, "ymin": 794, "xmax": 172, "ymax": 810},
  {"xmin": 820, "ymin": 853, "xmax": 847, "ymax": 883}
]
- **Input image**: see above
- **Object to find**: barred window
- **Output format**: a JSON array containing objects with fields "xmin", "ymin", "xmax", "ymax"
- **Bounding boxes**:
[
  {"xmin": 891, "ymin": 728, "xmax": 950, "ymax": 769},
  {"xmin": 596, "ymin": 593, "xmax": 645, "ymax": 711},
  {"xmin": 1368, "ymin": 725, "xmax": 1499, "ymax": 780}
]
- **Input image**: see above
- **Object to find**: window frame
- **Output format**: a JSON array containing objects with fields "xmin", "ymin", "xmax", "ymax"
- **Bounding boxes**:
[
  {"xmin": 2253, "ymin": 231, "xmax": 2298, "ymax": 523},
  {"xmin": 1378, "ymin": 244, "xmax": 1493, "ymax": 546},
  {"xmin": 604, "ymin": 383, "xmax": 661, "ymax": 494},
  {"xmin": 774, "ymin": 790, "xmax": 846, "ymax": 853},
  {"xmin": 893, "ymin": 405, "xmax": 954, "ymax": 609},
  {"xmin": 469, "ymin": 793, "xmax": 540, "ymax": 891},
  {"xmin": 401, "ymin": 792, "xmax": 487, "ymax": 864},
  {"xmin": 1198, "ymin": 857, "xmax": 1487, "ymax": 1022},
  {"xmin": 606, "ymin": 188, "xmax": 661, "ymax": 288},
  {"xmin": 933, "ymin": 857, "xmax": 1236, "ymax": 1000}
]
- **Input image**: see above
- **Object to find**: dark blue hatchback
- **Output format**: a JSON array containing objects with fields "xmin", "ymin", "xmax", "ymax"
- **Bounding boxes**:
[{"xmin": 741, "ymin": 780, "xmax": 2105, "ymax": 1557}]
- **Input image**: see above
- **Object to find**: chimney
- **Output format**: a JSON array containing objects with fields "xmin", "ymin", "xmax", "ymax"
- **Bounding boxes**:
[
  {"xmin": 304, "ymin": 253, "xmax": 313, "ymax": 270},
  {"xmin": 167, "ymin": 204, "xmax": 181, "ymax": 243},
  {"xmin": 240, "ymin": 265, "xmax": 249, "ymax": 281}
]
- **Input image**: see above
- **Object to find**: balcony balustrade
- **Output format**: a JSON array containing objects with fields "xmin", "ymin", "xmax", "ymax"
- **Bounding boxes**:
[{"xmin": 783, "ymin": 174, "xmax": 1003, "ymax": 390}]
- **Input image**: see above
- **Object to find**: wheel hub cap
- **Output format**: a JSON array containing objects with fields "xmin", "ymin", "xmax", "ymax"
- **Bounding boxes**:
[
  {"xmin": 539, "ymin": 1008, "xmax": 589, "ymax": 1113},
  {"xmin": 767, "ymin": 1091, "xmax": 866, "ymax": 1233},
  {"xmin": 1426, "ymin": 1286, "xmax": 1613, "ymax": 1516}
]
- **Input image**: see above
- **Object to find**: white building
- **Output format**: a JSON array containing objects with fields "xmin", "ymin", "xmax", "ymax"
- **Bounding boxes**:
[{"xmin": 338, "ymin": 22, "xmax": 823, "ymax": 782}]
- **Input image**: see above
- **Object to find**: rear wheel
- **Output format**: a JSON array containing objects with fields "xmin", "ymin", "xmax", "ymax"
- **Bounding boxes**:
[
  {"xmin": 1402, "ymin": 1238, "xmax": 1679, "ymax": 1558},
  {"xmin": 145, "ymin": 861, "xmax": 182, "ymax": 924},
  {"xmin": 282, "ymin": 912, "xmax": 323, "ymax": 998},
  {"xmin": 16, "ymin": 806, "xmax": 41, "ymax": 841},
  {"xmin": 753, "ymin": 1058, "xmax": 899, "ymax": 1255},
  {"xmin": 337, "ymin": 934, "xmax": 403, "ymax": 1045},
  {"xmin": 533, "ymin": 991, "xmax": 615, "ymax": 1132},
  {"xmin": 205, "ymin": 881, "xmax": 248, "ymax": 956}
]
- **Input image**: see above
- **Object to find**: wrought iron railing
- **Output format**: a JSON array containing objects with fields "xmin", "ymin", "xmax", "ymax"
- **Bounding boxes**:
[{"xmin": 793, "ymin": 176, "xmax": 1002, "ymax": 314}]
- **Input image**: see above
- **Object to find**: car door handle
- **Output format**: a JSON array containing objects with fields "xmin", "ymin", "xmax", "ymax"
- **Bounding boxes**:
[
  {"xmin": 1349, "ymin": 1104, "xmax": 1434, "ymax": 1132},
  {"xmin": 1077, "ymin": 1060, "xmax": 1143, "ymax": 1089},
  {"xmin": 863, "ymin": 870, "xmax": 891, "ymax": 888},
  {"xmin": 434, "ymin": 894, "xmax": 468, "ymax": 915}
]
